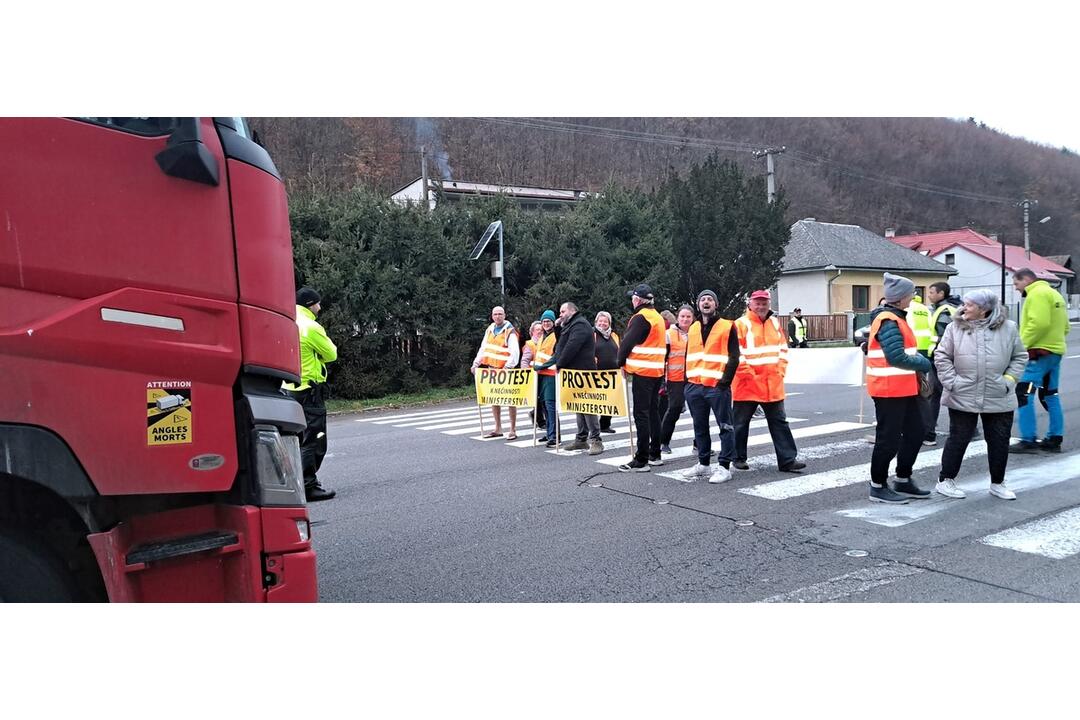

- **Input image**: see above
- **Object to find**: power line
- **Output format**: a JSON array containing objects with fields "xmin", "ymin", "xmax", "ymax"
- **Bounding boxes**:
[{"xmin": 469, "ymin": 117, "xmax": 1022, "ymax": 207}]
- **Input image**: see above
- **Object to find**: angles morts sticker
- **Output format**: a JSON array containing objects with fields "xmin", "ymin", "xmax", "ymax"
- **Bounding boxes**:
[{"xmin": 147, "ymin": 380, "xmax": 193, "ymax": 446}]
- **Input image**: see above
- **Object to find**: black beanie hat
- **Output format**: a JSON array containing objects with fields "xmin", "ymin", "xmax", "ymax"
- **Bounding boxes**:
[{"xmin": 296, "ymin": 287, "xmax": 321, "ymax": 308}]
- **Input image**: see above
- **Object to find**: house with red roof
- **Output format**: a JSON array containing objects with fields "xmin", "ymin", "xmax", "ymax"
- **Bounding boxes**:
[{"xmin": 888, "ymin": 227, "xmax": 1075, "ymax": 316}]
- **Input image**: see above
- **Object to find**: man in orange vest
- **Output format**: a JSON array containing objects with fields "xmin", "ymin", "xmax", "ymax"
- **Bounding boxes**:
[
  {"xmin": 731, "ymin": 289, "xmax": 806, "ymax": 473},
  {"xmin": 681, "ymin": 289, "xmax": 741, "ymax": 484},
  {"xmin": 864, "ymin": 273, "xmax": 933, "ymax": 503},
  {"xmin": 617, "ymin": 283, "xmax": 667, "ymax": 472},
  {"xmin": 470, "ymin": 305, "xmax": 520, "ymax": 440}
]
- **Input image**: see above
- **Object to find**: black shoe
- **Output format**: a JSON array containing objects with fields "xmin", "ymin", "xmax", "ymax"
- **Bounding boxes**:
[
  {"xmin": 306, "ymin": 485, "xmax": 337, "ymax": 502},
  {"xmin": 545, "ymin": 439, "xmax": 557, "ymax": 448},
  {"xmin": 732, "ymin": 460, "xmax": 750, "ymax": 471},
  {"xmin": 891, "ymin": 478, "xmax": 930, "ymax": 499},
  {"xmin": 1037, "ymin": 436, "xmax": 1063, "ymax": 453},
  {"xmin": 1010, "ymin": 440, "xmax": 1041, "ymax": 454},
  {"xmin": 779, "ymin": 460, "xmax": 806, "ymax": 473},
  {"xmin": 601, "ymin": 427, "xmax": 617, "ymax": 434},
  {"xmin": 869, "ymin": 484, "xmax": 909, "ymax": 504},
  {"xmin": 618, "ymin": 459, "xmax": 651, "ymax": 473}
]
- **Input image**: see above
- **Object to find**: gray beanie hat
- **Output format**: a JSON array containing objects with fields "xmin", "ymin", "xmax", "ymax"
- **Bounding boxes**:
[
  {"xmin": 696, "ymin": 289, "xmax": 718, "ymax": 303},
  {"xmin": 882, "ymin": 273, "xmax": 916, "ymax": 303},
  {"xmin": 963, "ymin": 289, "xmax": 998, "ymax": 312}
]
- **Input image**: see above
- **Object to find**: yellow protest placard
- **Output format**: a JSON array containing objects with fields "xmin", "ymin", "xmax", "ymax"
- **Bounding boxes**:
[
  {"xmin": 557, "ymin": 369, "xmax": 628, "ymax": 416},
  {"xmin": 474, "ymin": 367, "xmax": 537, "ymax": 408}
]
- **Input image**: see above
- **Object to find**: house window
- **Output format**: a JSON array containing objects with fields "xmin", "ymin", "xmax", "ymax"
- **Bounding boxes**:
[
  {"xmin": 915, "ymin": 286, "xmax": 925, "ymax": 300},
  {"xmin": 945, "ymin": 253, "xmax": 956, "ymax": 265},
  {"xmin": 852, "ymin": 285, "xmax": 870, "ymax": 311}
]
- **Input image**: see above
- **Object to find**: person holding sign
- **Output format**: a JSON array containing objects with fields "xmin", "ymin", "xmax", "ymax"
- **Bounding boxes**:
[
  {"xmin": 682, "ymin": 290, "xmax": 740, "ymax": 484},
  {"xmin": 521, "ymin": 320, "xmax": 547, "ymax": 432},
  {"xmin": 594, "ymin": 311, "xmax": 621, "ymax": 434},
  {"xmin": 535, "ymin": 302, "xmax": 604, "ymax": 456},
  {"xmin": 731, "ymin": 289, "xmax": 806, "ymax": 474},
  {"xmin": 470, "ymin": 306, "xmax": 520, "ymax": 440},
  {"xmin": 617, "ymin": 283, "xmax": 666, "ymax": 472},
  {"xmin": 534, "ymin": 310, "xmax": 559, "ymax": 447}
]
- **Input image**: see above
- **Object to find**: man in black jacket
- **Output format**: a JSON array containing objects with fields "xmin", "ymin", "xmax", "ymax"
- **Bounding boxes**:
[
  {"xmin": 923, "ymin": 281, "xmax": 961, "ymax": 445},
  {"xmin": 535, "ymin": 301, "xmax": 604, "ymax": 455}
]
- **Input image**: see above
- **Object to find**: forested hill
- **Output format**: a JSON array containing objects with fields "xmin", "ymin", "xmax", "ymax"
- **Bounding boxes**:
[{"xmin": 250, "ymin": 117, "xmax": 1079, "ymax": 258}]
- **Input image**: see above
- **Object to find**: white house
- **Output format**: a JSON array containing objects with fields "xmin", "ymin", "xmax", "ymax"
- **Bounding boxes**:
[{"xmin": 889, "ymin": 228, "xmax": 1074, "ymax": 317}]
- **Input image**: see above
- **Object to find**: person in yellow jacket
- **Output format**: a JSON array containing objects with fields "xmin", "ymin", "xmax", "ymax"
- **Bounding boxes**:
[
  {"xmin": 731, "ymin": 289, "xmax": 806, "ymax": 473},
  {"xmin": 1011, "ymin": 268, "xmax": 1071, "ymax": 453},
  {"xmin": 283, "ymin": 287, "xmax": 338, "ymax": 502}
]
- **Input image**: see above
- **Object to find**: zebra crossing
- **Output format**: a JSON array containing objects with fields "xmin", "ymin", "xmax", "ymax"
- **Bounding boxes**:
[{"xmin": 356, "ymin": 404, "xmax": 1080, "ymax": 559}]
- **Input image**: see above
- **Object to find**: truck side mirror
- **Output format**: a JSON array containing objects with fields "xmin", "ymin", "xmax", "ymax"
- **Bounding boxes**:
[{"xmin": 155, "ymin": 118, "xmax": 220, "ymax": 186}]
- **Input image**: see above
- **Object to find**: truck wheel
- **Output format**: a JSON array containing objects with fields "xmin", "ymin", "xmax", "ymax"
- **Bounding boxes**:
[{"xmin": 0, "ymin": 529, "xmax": 82, "ymax": 602}]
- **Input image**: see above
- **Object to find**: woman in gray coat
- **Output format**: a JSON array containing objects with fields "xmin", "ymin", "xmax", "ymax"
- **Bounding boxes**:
[{"xmin": 933, "ymin": 290, "xmax": 1028, "ymax": 499}]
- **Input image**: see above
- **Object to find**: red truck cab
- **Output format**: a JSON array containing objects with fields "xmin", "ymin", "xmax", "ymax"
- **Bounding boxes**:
[{"xmin": 0, "ymin": 117, "xmax": 316, "ymax": 601}]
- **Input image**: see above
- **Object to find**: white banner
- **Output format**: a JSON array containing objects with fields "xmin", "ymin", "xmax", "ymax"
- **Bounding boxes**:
[{"xmin": 783, "ymin": 347, "xmax": 864, "ymax": 386}]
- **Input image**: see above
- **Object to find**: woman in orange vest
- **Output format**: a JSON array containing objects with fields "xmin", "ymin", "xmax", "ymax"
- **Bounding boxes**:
[
  {"xmin": 681, "ymin": 290, "xmax": 741, "ymax": 484},
  {"xmin": 532, "ymin": 310, "xmax": 559, "ymax": 447},
  {"xmin": 731, "ymin": 290, "xmax": 806, "ymax": 473},
  {"xmin": 470, "ymin": 305, "xmax": 520, "ymax": 440},
  {"xmin": 616, "ymin": 283, "xmax": 666, "ymax": 472},
  {"xmin": 864, "ymin": 273, "xmax": 933, "ymax": 504},
  {"xmin": 659, "ymin": 305, "xmax": 694, "ymax": 453},
  {"xmin": 520, "ymin": 320, "xmax": 547, "ymax": 432}
]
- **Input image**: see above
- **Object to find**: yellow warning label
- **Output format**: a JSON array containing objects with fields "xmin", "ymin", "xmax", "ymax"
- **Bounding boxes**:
[{"xmin": 147, "ymin": 384, "xmax": 193, "ymax": 446}]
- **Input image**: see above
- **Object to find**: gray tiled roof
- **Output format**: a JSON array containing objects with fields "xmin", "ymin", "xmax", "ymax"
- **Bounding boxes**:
[{"xmin": 783, "ymin": 220, "xmax": 956, "ymax": 275}]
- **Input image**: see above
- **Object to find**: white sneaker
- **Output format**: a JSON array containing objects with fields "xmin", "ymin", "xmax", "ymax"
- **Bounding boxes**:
[
  {"xmin": 934, "ymin": 479, "xmax": 966, "ymax": 499},
  {"xmin": 708, "ymin": 466, "xmax": 733, "ymax": 484},
  {"xmin": 989, "ymin": 483, "xmax": 1017, "ymax": 500},
  {"xmin": 682, "ymin": 463, "xmax": 712, "ymax": 481}
]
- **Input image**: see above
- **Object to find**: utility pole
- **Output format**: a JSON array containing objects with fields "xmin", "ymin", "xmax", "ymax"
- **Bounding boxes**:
[
  {"xmin": 1018, "ymin": 198, "xmax": 1037, "ymax": 259},
  {"xmin": 753, "ymin": 146, "xmax": 786, "ymax": 204},
  {"xmin": 420, "ymin": 145, "xmax": 429, "ymax": 208}
]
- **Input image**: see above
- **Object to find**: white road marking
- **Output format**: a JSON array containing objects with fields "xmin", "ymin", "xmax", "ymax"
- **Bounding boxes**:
[
  {"xmin": 835, "ymin": 454, "xmax": 1080, "ymax": 527},
  {"xmin": 598, "ymin": 417, "xmax": 807, "ymax": 452},
  {"xmin": 442, "ymin": 413, "xmax": 587, "ymax": 436},
  {"xmin": 739, "ymin": 442, "xmax": 988, "ymax": 501},
  {"xmin": 979, "ymin": 507, "xmax": 1080, "ymax": 559},
  {"xmin": 596, "ymin": 421, "xmax": 869, "ymax": 467},
  {"xmin": 759, "ymin": 562, "xmax": 925, "ymax": 603},
  {"xmin": 656, "ymin": 438, "xmax": 870, "ymax": 481},
  {"xmin": 392, "ymin": 411, "xmax": 484, "ymax": 427},
  {"xmin": 361, "ymin": 406, "xmax": 477, "ymax": 423}
]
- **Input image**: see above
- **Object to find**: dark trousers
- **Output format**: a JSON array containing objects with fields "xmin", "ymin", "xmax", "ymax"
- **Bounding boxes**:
[
  {"xmin": 941, "ymin": 409, "xmax": 1013, "ymax": 485},
  {"xmin": 599, "ymin": 413, "xmax": 612, "ymax": 431},
  {"xmin": 575, "ymin": 412, "xmax": 600, "ymax": 441},
  {"xmin": 630, "ymin": 375, "xmax": 662, "ymax": 462},
  {"xmin": 925, "ymin": 364, "xmax": 944, "ymax": 440},
  {"xmin": 660, "ymin": 380, "xmax": 687, "ymax": 445},
  {"xmin": 288, "ymin": 384, "xmax": 327, "ymax": 489},
  {"xmin": 685, "ymin": 382, "xmax": 734, "ymax": 466},
  {"xmin": 870, "ymin": 395, "xmax": 924, "ymax": 485},
  {"xmin": 733, "ymin": 400, "xmax": 798, "ymax": 468}
]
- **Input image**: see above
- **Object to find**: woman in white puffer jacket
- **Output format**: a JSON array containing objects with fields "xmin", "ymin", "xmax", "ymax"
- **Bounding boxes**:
[{"xmin": 933, "ymin": 290, "xmax": 1028, "ymax": 499}]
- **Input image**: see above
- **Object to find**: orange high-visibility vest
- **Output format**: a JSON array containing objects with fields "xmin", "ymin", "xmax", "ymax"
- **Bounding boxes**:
[
  {"xmin": 732, "ymin": 310, "xmax": 789, "ymax": 402},
  {"xmin": 685, "ymin": 319, "xmax": 734, "ymax": 387},
  {"xmin": 666, "ymin": 326, "xmax": 688, "ymax": 382},
  {"xmin": 624, "ymin": 307, "xmax": 666, "ymax": 378},
  {"xmin": 866, "ymin": 310, "xmax": 919, "ymax": 398},
  {"xmin": 535, "ymin": 332, "xmax": 557, "ymax": 376},
  {"xmin": 524, "ymin": 339, "xmax": 539, "ymax": 367},
  {"xmin": 480, "ymin": 324, "xmax": 516, "ymax": 369}
]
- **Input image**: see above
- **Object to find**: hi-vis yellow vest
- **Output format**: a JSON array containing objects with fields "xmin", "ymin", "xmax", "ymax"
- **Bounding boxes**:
[{"xmin": 906, "ymin": 299, "xmax": 933, "ymax": 353}]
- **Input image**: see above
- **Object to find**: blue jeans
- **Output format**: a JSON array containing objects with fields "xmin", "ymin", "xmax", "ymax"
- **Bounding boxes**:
[
  {"xmin": 684, "ymin": 382, "xmax": 734, "ymax": 466},
  {"xmin": 1017, "ymin": 353, "xmax": 1064, "ymax": 440},
  {"xmin": 544, "ymin": 398, "xmax": 558, "ymax": 440}
]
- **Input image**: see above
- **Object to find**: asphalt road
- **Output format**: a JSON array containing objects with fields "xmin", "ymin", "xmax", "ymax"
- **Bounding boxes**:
[{"xmin": 310, "ymin": 331, "xmax": 1080, "ymax": 602}]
